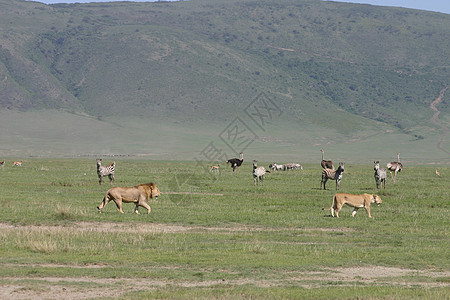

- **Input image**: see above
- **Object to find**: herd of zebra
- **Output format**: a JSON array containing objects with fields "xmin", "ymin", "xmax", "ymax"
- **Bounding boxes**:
[
  {"xmin": 322, "ymin": 150, "xmax": 405, "ymax": 190},
  {"xmin": 94, "ymin": 150, "xmax": 403, "ymax": 189},
  {"xmin": 320, "ymin": 150, "xmax": 404, "ymax": 190},
  {"xmin": 2, "ymin": 150, "xmax": 404, "ymax": 190},
  {"xmin": 222, "ymin": 149, "xmax": 404, "ymax": 189}
]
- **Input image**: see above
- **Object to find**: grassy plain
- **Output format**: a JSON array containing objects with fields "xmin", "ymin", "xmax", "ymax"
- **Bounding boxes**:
[{"xmin": 0, "ymin": 159, "xmax": 448, "ymax": 299}]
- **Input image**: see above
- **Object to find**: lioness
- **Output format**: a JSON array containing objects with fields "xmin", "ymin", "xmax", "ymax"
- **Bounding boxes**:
[
  {"xmin": 323, "ymin": 193, "xmax": 382, "ymax": 218},
  {"xmin": 97, "ymin": 183, "xmax": 160, "ymax": 214}
]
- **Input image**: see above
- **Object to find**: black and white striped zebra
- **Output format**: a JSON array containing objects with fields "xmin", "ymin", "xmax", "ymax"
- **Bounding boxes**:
[
  {"xmin": 97, "ymin": 159, "xmax": 115, "ymax": 185},
  {"xmin": 320, "ymin": 162, "xmax": 344, "ymax": 190},
  {"xmin": 284, "ymin": 163, "xmax": 303, "ymax": 170},
  {"xmin": 269, "ymin": 163, "xmax": 284, "ymax": 171},
  {"xmin": 374, "ymin": 161, "xmax": 387, "ymax": 189},
  {"xmin": 253, "ymin": 160, "xmax": 269, "ymax": 185}
]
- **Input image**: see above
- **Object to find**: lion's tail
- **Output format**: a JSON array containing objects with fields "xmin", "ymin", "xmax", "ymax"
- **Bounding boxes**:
[
  {"xmin": 322, "ymin": 194, "xmax": 336, "ymax": 211},
  {"xmin": 97, "ymin": 192, "xmax": 111, "ymax": 211}
]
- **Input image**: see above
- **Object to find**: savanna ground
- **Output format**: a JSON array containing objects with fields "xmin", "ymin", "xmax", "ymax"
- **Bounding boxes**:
[{"xmin": 0, "ymin": 159, "xmax": 448, "ymax": 299}]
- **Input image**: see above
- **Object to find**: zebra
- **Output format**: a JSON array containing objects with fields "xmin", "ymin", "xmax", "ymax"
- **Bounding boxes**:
[
  {"xmin": 320, "ymin": 162, "xmax": 344, "ymax": 190},
  {"xmin": 269, "ymin": 162, "xmax": 303, "ymax": 171},
  {"xmin": 97, "ymin": 159, "xmax": 115, "ymax": 185},
  {"xmin": 387, "ymin": 152, "xmax": 403, "ymax": 182},
  {"xmin": 284, "ymin": 163, "xmax": 303, "ymax": 170},
  {"xmin": 269, "ymin": 163, "xmax": 284, "ymax": 171},
  {"xmin": 253, "ymin": 160, "xmax": 269, "ymax": 185},
  {"xmin": 374, "ymin": 161, "xmax": 387, "ymax": 189}
]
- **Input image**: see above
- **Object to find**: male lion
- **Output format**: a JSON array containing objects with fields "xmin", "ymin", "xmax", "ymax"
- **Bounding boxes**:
[
  {"xmin": 97, "ymin": 183, "xmax": 160, "ymax": 214},
  {"xmin": 323, "ymin": 193, "xmax": 382, "ymax": 218}
]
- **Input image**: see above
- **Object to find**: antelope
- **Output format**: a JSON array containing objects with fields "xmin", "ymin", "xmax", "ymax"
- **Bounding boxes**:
[{"xmin": 210, "ymin": 165, "xmax": 220, "ymax": 172}]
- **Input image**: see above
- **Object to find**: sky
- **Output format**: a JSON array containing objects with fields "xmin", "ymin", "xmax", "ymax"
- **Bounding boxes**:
[
  {"xmin": 328, "ymin": 0, "xmax": 450, "ymax": 15},
  {"xmin": 34, "ymin": 0, "xmax": 450, "ymax": 15}
]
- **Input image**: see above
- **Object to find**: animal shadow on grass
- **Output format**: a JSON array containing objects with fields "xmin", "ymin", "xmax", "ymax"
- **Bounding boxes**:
[
  {"xmin": 360, "ymin": 187, "xmax": 374, "ymax": 191},
  {"xmin": 322, "ymin": 214, "xmax": 334, "ymax": 218}
]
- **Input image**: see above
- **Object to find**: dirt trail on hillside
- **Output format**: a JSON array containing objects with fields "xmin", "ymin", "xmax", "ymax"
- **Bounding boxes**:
[{"xmin": 430, "ymin": 85, "xmax": 449, "ymax": 154}]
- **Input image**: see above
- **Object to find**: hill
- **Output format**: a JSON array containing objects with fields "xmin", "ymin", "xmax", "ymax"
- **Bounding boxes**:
[{"xmin": 0, "ymin": 0, "xmax": 449, "ymax": 163}]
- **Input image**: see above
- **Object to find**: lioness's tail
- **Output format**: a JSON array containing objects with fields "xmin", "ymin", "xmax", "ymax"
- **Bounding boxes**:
[
  {"xmin": 322, "ymin": 194, "xmax": 336, "ymax": 211},
  {"xmin": 97, "ymin": 192, "xmax": 111, "ymax": 212}
]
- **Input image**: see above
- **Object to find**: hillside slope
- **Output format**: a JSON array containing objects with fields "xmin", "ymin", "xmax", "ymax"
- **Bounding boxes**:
[{"xmin": 0, "ymin": 0, "xmax": 449, "ymax": 162}]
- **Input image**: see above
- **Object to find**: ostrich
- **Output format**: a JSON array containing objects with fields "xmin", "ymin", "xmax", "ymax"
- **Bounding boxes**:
[
  {"xmin": 320, "ymin": 149, "xmax": 334, "ymax": 170},
  {"xmin": 253, "ymin": 160, "xmax": 269, "ymax": 185},
  {"xmin": 386, "ymin": 153, "xmax": 403, "ymax": 182},
  {"xmin": 227, "ymin": 152, "xmax": 244, "ymax": 172}
]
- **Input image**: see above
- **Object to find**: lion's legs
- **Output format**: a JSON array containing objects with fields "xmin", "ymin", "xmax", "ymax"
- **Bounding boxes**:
[
  {"xmin": 351, "ymin": 208, "xmax": 359, "ymax": 217},
  {"xmin": 365, "ymin": 207, "xmax": 372, "ymax": 218},
  {"xmin": 335, "ymin": 203, "xmax": 344, "ymax": 218},
  {"xmin": 97, "ymin": 196, "xmax": 109, "ymax": 213},
  {"xmin": 136, "ymin": 202, "xmax": 151, "ymax": 214},
  {"xmin": 330, "ymin": 197, "xmax": 336, "ymax": 217},
  {"xmin": 335, "ymin": 209, "xmax": 340, "ymax": 218},
  {"xmin": 111, "ymin": 198, "xmax": 124, "ymax": 213}
]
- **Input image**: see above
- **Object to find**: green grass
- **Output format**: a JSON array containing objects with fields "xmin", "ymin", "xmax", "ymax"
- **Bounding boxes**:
[{"xmin": 0, "ymin": 159, "xmax": 448, "ymax": 298}]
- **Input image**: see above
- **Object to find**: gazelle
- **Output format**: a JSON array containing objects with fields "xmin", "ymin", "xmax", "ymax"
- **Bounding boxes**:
[{"xmin": 209, "ymin": 165, "xmax": 220, "ymax": 172}]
